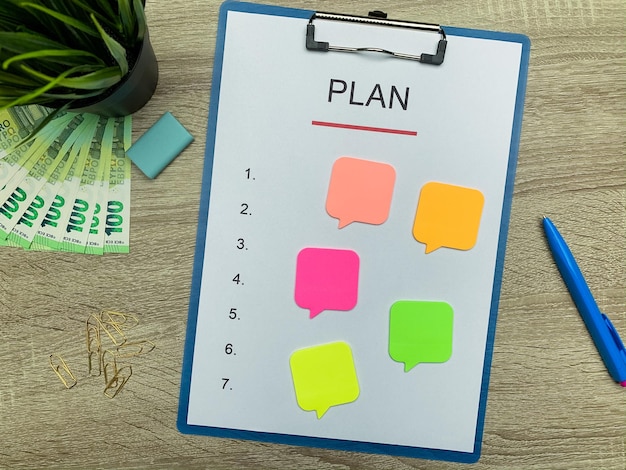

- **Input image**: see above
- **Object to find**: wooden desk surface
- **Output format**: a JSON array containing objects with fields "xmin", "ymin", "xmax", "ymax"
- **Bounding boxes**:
[{"xmin": 1, "ymin": 1, "xmax": 624, "ymax": 468}]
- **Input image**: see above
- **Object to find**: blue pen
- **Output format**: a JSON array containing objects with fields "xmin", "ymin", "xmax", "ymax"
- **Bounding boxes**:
[{"xmin": 543, "ymin": 217, "xmax": 626, "ymax": 387}]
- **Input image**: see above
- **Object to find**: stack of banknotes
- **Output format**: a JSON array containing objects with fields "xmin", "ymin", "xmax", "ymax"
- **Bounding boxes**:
[{"xmin": 0, "ymin": 105, "xmax": 131, "ymax": 254}]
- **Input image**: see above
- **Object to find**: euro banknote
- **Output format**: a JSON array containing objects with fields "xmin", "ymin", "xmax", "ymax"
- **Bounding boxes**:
[
  {"xmin": 60, "ymin": 117, "xmax": 108, "ymax": 253},
  {"xmin": 0, "ymin": 106, "xmax": 134, "ymax": 255},
  {"xmin": 7, "ymin": 115, "xmax": 99, "ymax": 248},
  {"xmin": 0, "ymin": 115, "xmax": 83, "ymax": 240},
  {"xmin": 104, "ymin": 116, "xmax": 132, "ymax": 253},
  {"xmin": 31, "ymin": 117, "xmax": 97, "ymax": 251},
  {"xmin": 0, "ymin": 113, "xmax": 74, "ymax": 202},
  {"xmin": 0, "ymin": 105, "xmax": 52, "ymax": 159},
  {"xmin": 85, "ymin": 118, "xmax": 116, "ymax": 255}
]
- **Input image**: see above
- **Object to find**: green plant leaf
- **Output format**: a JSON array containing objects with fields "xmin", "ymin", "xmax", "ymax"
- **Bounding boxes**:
[
  {"xmin": 18, "ymin": 2, "xmax": 99, "ymax": 37},
  {"xmin": 67, "ymin": 0, "xmax": 119, "ymax": 34},
  {"xmin": 39, "ymin": 90, "xmax": 104, "ymax": 99},
  {"xmin": 61, "ymin": 67, "xmax": 122, "ymax": 89},
  {"xmin": 0, "ymin": 32, "xmax": 70, "ymax": 53},
  {"xmin": 0, "ymin": 70, "xmax": 40, "ymax": 87},
  {"xmin": 0, "ymin": 85, "xmax": 33, "ymax": 98},
  {"xmin": 3, "ymin": 49, "xmax": 103, "ymax": 70},
  {"xmin": 23, "ymin": 65, "xmax": 122, "ymax": 90},
  {"xmin": 132, "ymin": 0, "xmax": 146, "ymax": 41},
  {"xmin": 118, "ymin": 0, "xmax": 134, "ymax": 40},
  {"xmin": 3, "ymin": 64, "xmax": 99, "ymax": 108},
  {"xmin": 89, "ymin": 0, "xmax": 117, "ymax": 22},
  {"xmin": 90, "ymin": 13, "xmax": 128, "ymax": 75}
]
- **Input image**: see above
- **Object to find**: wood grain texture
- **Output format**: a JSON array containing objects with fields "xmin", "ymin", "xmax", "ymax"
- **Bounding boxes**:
[{"xmin": 0, "ymin": 0, "xmax": 624, "ymax": 468}]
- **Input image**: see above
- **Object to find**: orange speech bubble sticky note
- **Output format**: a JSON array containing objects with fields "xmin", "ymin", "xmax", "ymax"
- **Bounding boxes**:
[
  {"xmin": 290, "ymin": 341, "xmax": 360, "ymax": 419},
  {"xmin": 326, "ymin": 157, "xmax": 396, "ymax": 229},
  {"xmin": 413, "ymin": 182, "xmax": 484, "ymax": 254}
]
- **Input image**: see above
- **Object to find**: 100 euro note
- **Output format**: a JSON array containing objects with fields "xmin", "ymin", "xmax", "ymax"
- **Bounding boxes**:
[
  {"xmin": 104, "ymin": 115, "xmax": 132, "ymax": 253},
  {"xmin": 0, "ymin": 115, "xmax": 84, "ymax": 241},
  {"xmin": 32, "ymin": 117, "xmax": 98, "ymax": 251},
  {"xmin": 0, "ymin": 119, "xmax": 75, "ymax": 247},
  {"xmin": 0, "ymin": 105, "xmax": 52, "ymax": 160},
  {"xmin": 60, "ymin": 117, "xmax": 108, "ymax": 253},
  {"xmin": 0, "ymin": 113, "xmax": 74, "ymax": 203},
  {"xmin": 0, "ymin": 106, "xmax": 134, "ymax": 255},
  {"xmin": 85, "ymin": 117, "xmax": 117, "ymax": 255},
  {"xmin": 8, "ymin": 115, "xmax": 99, "ymax": 249}
]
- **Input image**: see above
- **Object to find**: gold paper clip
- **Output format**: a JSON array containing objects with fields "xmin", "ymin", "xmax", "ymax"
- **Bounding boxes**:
[
  {"xmin": 49, "ymin": 354, "xmax": 77, "ymax": 389},
  {"xmin": 101, "ymin": 350, "xmax": 119, "ymax": 385},
  {"xmin": 87, "ymin": 350, "xmax": 101, "ymax": 377},
  {"xmin": 91, "ymin": 313, "xmax": 126, "ymax": 346},
  {"xmin": 104, "ymin": 365, "xmax": 132, "ymax": 399},
  {"xmin": 86, "ymin": 316, "xmax": 103, "ymax": 376},
  {"xmin": 115, "ymin": 340, "xmax": 156, "ymax": 358},
  {"xmin": 86, "ymin": 324, "xmax": 101, "ymax": 353},
  {"xmin": 100, "ymin": 310, "xmax": 139, "ymax": 331}
]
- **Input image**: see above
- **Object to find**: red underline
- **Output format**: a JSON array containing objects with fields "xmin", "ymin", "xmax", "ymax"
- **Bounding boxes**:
[{"xmin": 312, "ymin": 120, "xmax": 417, "ymax": 136}]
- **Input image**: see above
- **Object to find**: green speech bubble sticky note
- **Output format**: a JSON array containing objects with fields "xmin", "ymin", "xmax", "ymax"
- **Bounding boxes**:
[
  {"xmin": 289, "ymin": 341, "xmax": 360, "ymax": 419},
  {"xmin": 389, "ymin": 300, "xmax": 454, "ymax": 372}
]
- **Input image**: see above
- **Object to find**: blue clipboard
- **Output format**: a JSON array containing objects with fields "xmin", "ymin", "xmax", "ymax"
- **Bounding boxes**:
[{"xmin": 178, "ymin": 1, "xmax": 530, "ymax": 463}]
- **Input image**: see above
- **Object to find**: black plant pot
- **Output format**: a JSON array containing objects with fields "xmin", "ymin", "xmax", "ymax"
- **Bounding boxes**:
[{"xmin": 67, "ymin": 31, "xmax": 159, "ymax": 117}]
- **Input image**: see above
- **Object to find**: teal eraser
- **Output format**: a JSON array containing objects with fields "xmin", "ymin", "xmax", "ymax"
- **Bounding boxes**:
[{"xmin": 127, "ymin": 112, "xmax": 194, "ymax": 179}]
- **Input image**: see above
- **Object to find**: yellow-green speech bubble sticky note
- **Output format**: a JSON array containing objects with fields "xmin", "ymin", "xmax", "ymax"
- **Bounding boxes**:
[
  {"xmin": 412, "ymin": 182, "xmax": 484, "ymax": 254},
  {"xmin": 389, "ymin": 300, "xmax": 454, "ymax": 372},
  {"xmin": 289, "ymin": 341, "xmax": 360, "ymax": 419}
]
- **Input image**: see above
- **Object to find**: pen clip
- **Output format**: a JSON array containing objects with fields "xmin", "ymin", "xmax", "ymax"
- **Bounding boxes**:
[{"xmin": 602, "ymin": 313, "xmax": 626, "ymax": 362}]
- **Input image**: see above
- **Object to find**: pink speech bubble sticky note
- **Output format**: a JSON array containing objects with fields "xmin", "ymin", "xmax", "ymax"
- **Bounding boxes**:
[
  {"xmin": 326, "ymin": 157, "xmax": 396, "ymax": 229},
  {"xmin": 295, "ymin": 247, "xmax": 360, "ymax": 318}
]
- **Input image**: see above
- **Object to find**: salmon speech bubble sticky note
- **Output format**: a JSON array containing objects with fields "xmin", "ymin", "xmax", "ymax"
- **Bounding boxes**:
[
  {"xmin": 413, "ymin": 182, "xmax": 484, "ymax": 254},
  {"xmin": 295, "ymin": 247, "xmax": 359, "ymax": 318},
  {"xmin": 290, "ymin": 341, "xmax": 360, "ymax": 419},
  {"xmin": 326, "ymin": 157, "xmax": 396, "ymax": 229},
  {"xmin": 389, "ymin": 300, "xmax": 454, "ymax": 372}
]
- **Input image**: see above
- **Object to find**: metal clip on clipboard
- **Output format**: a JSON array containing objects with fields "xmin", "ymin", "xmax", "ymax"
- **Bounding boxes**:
[{"xmin": 306, "ymin": 10, "xmax": 447, "ymax": 65}]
